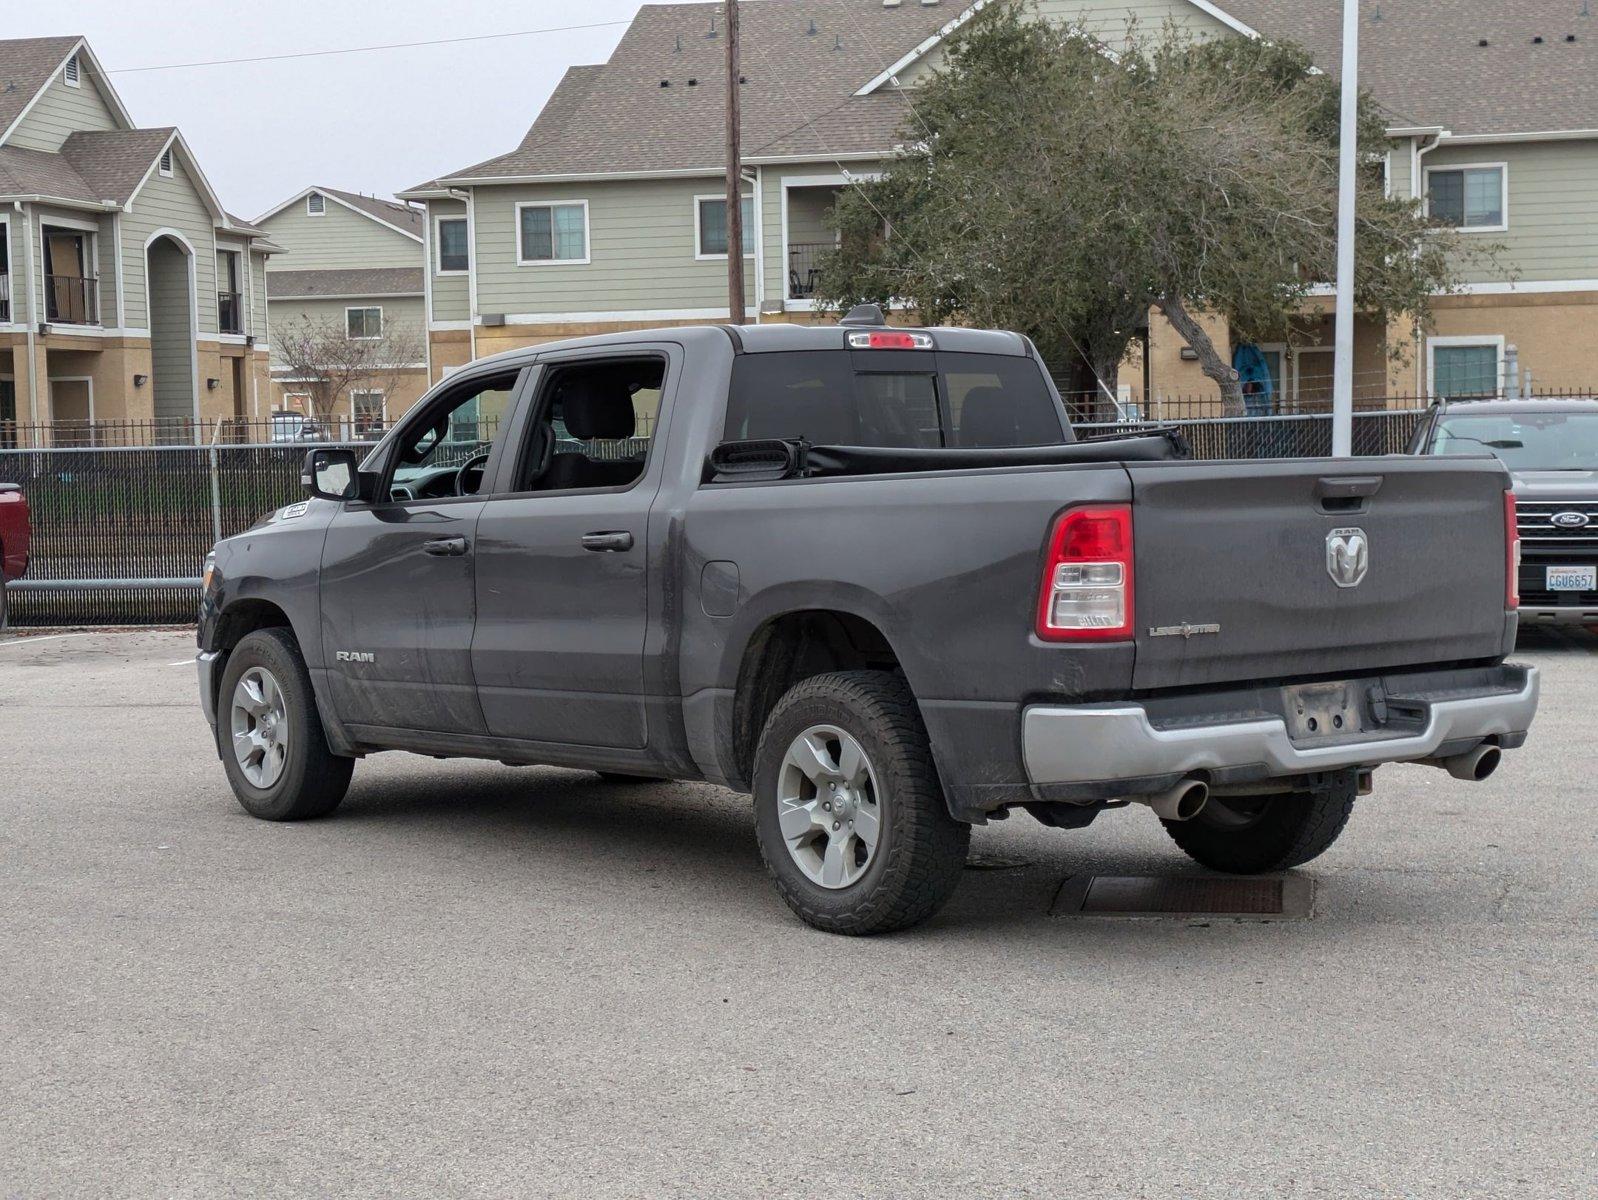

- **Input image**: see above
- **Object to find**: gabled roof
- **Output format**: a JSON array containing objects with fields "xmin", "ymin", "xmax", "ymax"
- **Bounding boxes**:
[
  {"xmin": 410, "ymin": 0, "xmax": 956, "ymax": 187},
  {"xmin": 0, "ymin": 36, "xmax": 136, "ymax": 147},
  {"xmin": 1220, "ymin": 0, "xmax": 1598, "ymax": 138},
  {"xmin": 58, "ymin": 127, "xmax": 174, "ymax": 205},
  {"xmin": 254, "ymin": 185, "xmax": 424, "ymax": 241},
  {"xmin": 266, "ymin": 267, "xmax": 424, "ymax": 299}
]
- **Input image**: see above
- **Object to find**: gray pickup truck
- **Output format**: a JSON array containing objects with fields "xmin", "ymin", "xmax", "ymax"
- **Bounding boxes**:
[{"xmin": 196, "ymin": 314, "xmax": 1539, "ymax": 933}]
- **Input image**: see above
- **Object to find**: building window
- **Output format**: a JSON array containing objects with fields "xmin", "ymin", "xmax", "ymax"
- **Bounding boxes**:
[
  {"xmin": 0, "ymin": 223, "xmax": 10, "ymax": 323},
  {"xmin": 695, "ymin": 195, "xmax": 755, "ymax": 258},
  {"xmin": 1426, "ymin": 165, "xmax": 1506, "ymax": 230},
  {"xmin": 307, "ymin": 193, "xmax": 325, "ymax": 216},
  {"xmin": 437, "ymin": 217, "xmax": 469, "ymax": 273},
  {"xmin": 346, "ymin": 306, "xmax": 382, "ymax": 340},
  {"xmin": 159, "ymin": 147, "xmax": 173, "ymax": 177},
  {"xmin": 42, "ymin": 226, "xmax": 96, "ymax": 325},
  {"xmin": 1430, "ymin": 339, "xmax": 1502, "ymax": 399},
  {"xmin": 216, "ymin": 250, "xmax": 243, "ymax": 334},
  {"xmin": 352, "ymin": 391, "xmax": 387, "ymax": 437},
  {"xmin": 517, "ymin": 201, "xmax": 588, "ymax": 264},
  {"xmin": 64, "ymin": 54, "xmax": 80, "ymax": 87}
]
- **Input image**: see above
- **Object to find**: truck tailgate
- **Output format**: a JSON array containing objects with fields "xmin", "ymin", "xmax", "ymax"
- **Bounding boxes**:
[{"xmin": 1127, "ymin": 457, "xmax": 1512, "ymax": 690}]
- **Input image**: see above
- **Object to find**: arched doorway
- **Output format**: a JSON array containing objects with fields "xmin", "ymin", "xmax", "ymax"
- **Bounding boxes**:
[{"xmin": 145, "ymin": 232, "xmax": 196, "ymax": 430}]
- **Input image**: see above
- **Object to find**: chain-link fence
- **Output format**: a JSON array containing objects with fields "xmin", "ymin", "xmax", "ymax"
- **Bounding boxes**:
[{"xmin": 3, "ymin": 409, "xmax": 1425, "ymax": 628}]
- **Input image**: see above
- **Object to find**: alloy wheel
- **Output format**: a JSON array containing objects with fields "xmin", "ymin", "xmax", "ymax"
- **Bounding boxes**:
[
  {"xmin": 230, "ymin": 666, "xmax": 290, "ymax": 788},
  {"xmin": 775, "ymin": 724, "xmax": 883, "ymax": 889}
]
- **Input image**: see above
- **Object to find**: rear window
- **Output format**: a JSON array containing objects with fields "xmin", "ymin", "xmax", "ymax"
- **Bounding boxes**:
[{"xmin": 723, "ymin": 351, "xmax": 1068, "ymax": 448}]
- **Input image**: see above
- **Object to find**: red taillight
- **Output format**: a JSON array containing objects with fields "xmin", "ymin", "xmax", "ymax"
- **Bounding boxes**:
[
  {"xmin": 1505, "ymin": 490, "xmax": 1520, "ymax": 609},
  {"xmin": 844, "ymin": 330, "xmax": 934, "ymax": 350},
  {"xmin": 1036, "ymin": 505, "xmax": 1134, "ymax": 641}
]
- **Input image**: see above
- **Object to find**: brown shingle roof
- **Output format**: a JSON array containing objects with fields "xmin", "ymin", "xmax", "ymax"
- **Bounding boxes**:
[
  {"xmin": 58, "ymin": 127, "xmax": 173, "ymax": 204},
  {"xmin": 267, "ymin": 267, "xmax": 424, "ymax": 299},
  {"xmin": 1217, "ymin": 0, "xmax": 1598, "ymax": 136},
  {"xmin": 0, "ymin": 142, "xmax": 98, "ymax": 202},
  {"xmin": 0, "ymin": 35, "xmax": 81, "ymax": 140},
  {"xmin": 422, "ymin": 0, "xmax": 953, "ymax": 184}
]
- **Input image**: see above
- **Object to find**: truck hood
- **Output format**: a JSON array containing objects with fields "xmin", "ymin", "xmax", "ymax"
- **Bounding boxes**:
[{"xmin": 1511, "ymin": 469, "xmax": 1598, "ymax": 499}]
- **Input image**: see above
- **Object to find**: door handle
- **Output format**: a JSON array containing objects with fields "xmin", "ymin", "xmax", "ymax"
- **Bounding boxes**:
[
  {"xmin": 423, "ymin": 536, "xmax": 470, "ymax": 557},
  {"xmin": 581, "ymin": 531, "xmax": 634, "ymax": 552}
]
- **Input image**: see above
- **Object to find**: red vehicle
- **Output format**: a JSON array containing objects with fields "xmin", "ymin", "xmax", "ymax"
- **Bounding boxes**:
[{"xmin": 0, "ymin": 482, "xmax": 29, "ymax": 628}]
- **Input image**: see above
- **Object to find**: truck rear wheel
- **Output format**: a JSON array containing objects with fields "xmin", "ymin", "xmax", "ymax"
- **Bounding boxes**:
[
  {"xmin": 752, "ymin": 671, "xmax": 969, "ymax": 935},
  {"xmin": 1162, "ymin": 775, "xmax": 1357, "ymax": 874},
  {"xmin": 218, "ymin": 628, "xmax": 353, "ymax": 821}
]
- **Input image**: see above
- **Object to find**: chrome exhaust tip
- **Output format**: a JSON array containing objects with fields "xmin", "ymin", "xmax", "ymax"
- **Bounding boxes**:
[
  {"xmin": 1448, "ymin": 744, "xmax": 1502, "ymax": 782},
  {"xmin": 1139, "ymin": 778, "xmax": 1210, "ymax": 822}
]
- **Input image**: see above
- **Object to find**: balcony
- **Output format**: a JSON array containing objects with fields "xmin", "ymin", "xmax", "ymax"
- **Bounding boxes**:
[
  {"xmin": 45, "ymin": 275, "xmax": 98, "ymax": 326},
  {"xmin": 786, "ymin": 242, "xmax": 832, "ymax": 300},
  {"xmin": 218, "ymin": 290, "xmax": 243, "ymax": 335}
]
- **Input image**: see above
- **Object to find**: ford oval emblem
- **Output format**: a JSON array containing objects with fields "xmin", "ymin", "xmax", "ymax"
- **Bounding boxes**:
[{"xmin": 1551, "ymin": 510, "xmax": 1591, "ymax": 529}]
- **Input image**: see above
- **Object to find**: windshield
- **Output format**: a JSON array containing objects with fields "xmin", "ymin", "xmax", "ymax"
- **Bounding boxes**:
[{"xmin": 1431, "ymin": 411, "xmax": 1598, "ymax": 471}]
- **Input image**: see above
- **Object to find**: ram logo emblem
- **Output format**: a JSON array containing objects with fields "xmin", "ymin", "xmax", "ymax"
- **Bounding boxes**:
[
  {"xmin": 1326, "ymin": 527, "xmax": 1369, "ymax": 589},
  {"xmin": 335, "ymin": 651, "xmax": 375, "ymax": 663}
]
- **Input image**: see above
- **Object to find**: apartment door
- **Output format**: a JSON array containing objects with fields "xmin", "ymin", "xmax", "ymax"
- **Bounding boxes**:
[
  {"xmin": 49, "ymin": 379, "xmax": 92, "ymax": 446},
  {"xmin": 231, "ymin": 357, "xmax": 247, "ymax": 420}
]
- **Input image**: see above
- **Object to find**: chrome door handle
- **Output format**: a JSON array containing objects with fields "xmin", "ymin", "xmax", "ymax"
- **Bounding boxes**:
[
  {"xmin": 581, "ymin": 531, "xmax": 634, "ymax": 552},
  {"xmin": 423, "ymin": 536, "xmax": 469, "ymax": 556}
]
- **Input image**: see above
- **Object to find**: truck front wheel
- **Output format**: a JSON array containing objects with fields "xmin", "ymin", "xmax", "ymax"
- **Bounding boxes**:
[
  {"xmin": 752, "ymin": 671, "xmax": 969, "ymax": 935},
  {"xmin": 218, "ymin": 628, "xmax": 354, "ymax": 821},
  {"xmin": 1162, "ymin": 774, "xmax": 1357, "ymax": 874}
]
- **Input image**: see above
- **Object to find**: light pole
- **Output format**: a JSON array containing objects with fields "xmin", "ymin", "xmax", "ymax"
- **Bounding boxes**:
[
  {"xmin": 724, "ymin": 0, "xmax": 744, "ymax": 324},
  {"xmin": 1331, "ymin": 0, "xmax": 1359, "ymax": 457}
]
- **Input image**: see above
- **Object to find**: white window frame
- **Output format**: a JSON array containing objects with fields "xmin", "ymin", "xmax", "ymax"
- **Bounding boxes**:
[
  {"xmin": 350, "ymin": 388, "xmax": 387, "ymax": 425},
  {"xmin": 693, "ymin": 192, "xmax": 756, "ymax": 260},
  {"xmin": 307, "ymin": 193, "xmax": 325, "ymax": 217},
  {"xmin": 435, "ymin": 215, "xmax": 469, "ymax": 275},
  {"xmin": 64, "ymin": 54, "xmax": 80, "ymax": 87},
  {"xmin": 1426, "ymin": 334, "xmax": 1506, "ymax": 399},
  {"xmin": 1423, "ymin": 161, "xmax": 1509, "ymax": 233},
  {"xmin": 158, "ymin": 147, "xmax": 173, "ymax": 178},
  {"xmin": 515, "ymin": 199, "xmax": 590, "ymax": 266},
  {"xmin": 41, "ymin": 219, "xmax": 100, "ymax": 327},
  {"xmin": 780, "ymin": 171, "xmax": 881, "ymax": 312},
  {"xmin": 345, "ymin": 305, "xmax": 383, "ymax": 341}
]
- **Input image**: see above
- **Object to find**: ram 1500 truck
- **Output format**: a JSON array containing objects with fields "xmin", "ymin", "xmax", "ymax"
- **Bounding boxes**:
[{"xmin": 196, "ymin": 315, "xmax": 1539, "ymax": 934}]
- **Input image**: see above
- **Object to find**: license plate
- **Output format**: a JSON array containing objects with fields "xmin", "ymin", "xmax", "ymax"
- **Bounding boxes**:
[{"xmin": 1546, "ymin": 565, "xmax": 1597, "ymax": 591}]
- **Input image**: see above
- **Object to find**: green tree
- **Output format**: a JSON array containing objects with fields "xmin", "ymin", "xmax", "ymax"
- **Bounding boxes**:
[{"xmin": 815, "ymin": 2, "xmax": 1494, "ymax": 412}]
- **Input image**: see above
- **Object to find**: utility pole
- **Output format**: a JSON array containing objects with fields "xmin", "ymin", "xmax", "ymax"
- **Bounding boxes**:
[
  {"xmin": 724, "ymin": 0, "xmax": 745, "ymax": 324},
  {"xmin": 1331, "ymin": 0, "xmax": 1359, "ymax": 457}
]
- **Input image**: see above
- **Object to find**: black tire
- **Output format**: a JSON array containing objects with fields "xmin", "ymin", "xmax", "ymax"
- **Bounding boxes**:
[
  {"xmin": 1162, "ymin": 774, "xmax": 1357, "ymax": 874},
  {"xmin": 753, "ymin": 671, "xmax": 969, "ymax": 935},
  {"xmin": 0, "ymin": 573, "xmax": 8, "ymax": 632},
  {"xmin": 216, "ymin": 628, "xmax": 353, "ymax": 821}
]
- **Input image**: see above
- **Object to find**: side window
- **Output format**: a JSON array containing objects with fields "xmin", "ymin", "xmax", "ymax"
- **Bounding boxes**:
[
  {"xmin": 388, "ymin": 372, "xmax": 519, "ymax": 501},
  {"xmin": 515, "ymin": 358, "xmax": 663, "ymax": 492}
]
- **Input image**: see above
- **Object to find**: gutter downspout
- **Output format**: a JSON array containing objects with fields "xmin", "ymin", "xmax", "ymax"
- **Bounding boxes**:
[
  {"xmin": 420, "ymin": 206, "xmax": 434, "ymax": 383},
  {"xmin": 1412, "ymin": 130, "xmax": 1446, "ymax": 396},
  {"xmin": 448, "ymin": 187, "xmax": 478, "ymax": 363},
  {"xmin": 17, "ymin": 201, "xmax": 38, "ymax": 426},
  {"xmin": 748, "ymin": 166, "xmax": 763, "ymax": 323}
]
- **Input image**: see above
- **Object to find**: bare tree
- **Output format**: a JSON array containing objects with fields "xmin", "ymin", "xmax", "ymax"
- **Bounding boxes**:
[{"xmin": 273, "ymin": 315, "xmax": 425, "ymax": 429}]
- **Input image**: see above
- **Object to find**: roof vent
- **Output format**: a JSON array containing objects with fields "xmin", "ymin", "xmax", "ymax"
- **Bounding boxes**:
[
  {"xmin": 834, "ymin": 34, "xmax": 843, "ymax": 50},
  {"xmin": 1532, "ymin": 35, "xmax": 1545, "ymax": 43},
  {"xmin": 674, "ymin": 34, "xmax": 682, "ymax": 52},
  {"xmin": 920, "ymin": 0, "xmax": 941, "ymax": 6},
  {"xmin": 706, "ymin": 14, "xmax": 718, "ymax": 39},
  {"xmin": 687, "ymin": 77, "xmax": 698, "ymax": 86},
  {"xmin": 839, "ymin": 303, "xmax": 888, "ymax": 326},
  {"xmin": 660, "ymin": 79, "xmax": 670, "ymax": 87},
  {"xmin": 806, "ymin": 19, "xmax": 817, "ymax": 35},
  {"xmin": 1478, "ymin": 37, "xmax": 1490, "ymax": 47},
  {"xmin": 1567, "ymin": 34, "xmax": 1579, "ymax": 42},
  {"xmin": 883, "ymin": 0, "xmax": 902, "ymax": 7}
]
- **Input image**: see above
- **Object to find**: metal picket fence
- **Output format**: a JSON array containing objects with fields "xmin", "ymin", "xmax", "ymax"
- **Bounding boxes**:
[{"xmin": 2, "ymin": 410, "xmax": 1425, "ymax": 628}]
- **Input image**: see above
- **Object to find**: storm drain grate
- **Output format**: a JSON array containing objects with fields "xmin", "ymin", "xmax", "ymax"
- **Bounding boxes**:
[{"xmin": 1052, "ymin": 874, "xmax": 1313, "ymax": 919}]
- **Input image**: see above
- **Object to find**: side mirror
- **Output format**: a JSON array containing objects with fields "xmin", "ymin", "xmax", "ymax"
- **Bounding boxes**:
[{"xmin": 302, "ymin": 447, "xmax": 359, "ymax": 501}]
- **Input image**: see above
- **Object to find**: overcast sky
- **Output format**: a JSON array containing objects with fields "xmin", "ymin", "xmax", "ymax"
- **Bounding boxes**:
[{"xmin": 30, "ymin": 1, "xmax": 703, "ymax": 217}]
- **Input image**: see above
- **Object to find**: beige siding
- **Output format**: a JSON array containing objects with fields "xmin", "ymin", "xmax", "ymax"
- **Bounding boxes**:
[
  {"xmin": 472, "ymin": 178, "xmax": 754, "ymax": 318},
  {"xmin": 1387, "ymin": 137, "xmax": 1415, "ymax": 202},
  {"xmin": 427, "ymin": 198, "xmax": 470, "ymax": 323},
  {"xmin": 268, "ymin": 295, "xmax": 426, "ymax": 371},
  {"xmin": 5, "ymin": 63, "xmax": 120, "ymax": 153},
  {"xmin": 258, "ymin": 194, "xmax": 422, "ymax": 270},
  {"xmin": 895, "ymin": 0, "xmax": 1232, "ymax": 86},
  {"xmin": 120, "ymin": 153, "xmax": 219, "ymax": 333},
  {"xmin": 250, "ymin": 250, "xmax": 271, "ymax": 341},
  {"xmin": 1407, "ymin": 140, "xmax": 1598, "ymax": 285}
]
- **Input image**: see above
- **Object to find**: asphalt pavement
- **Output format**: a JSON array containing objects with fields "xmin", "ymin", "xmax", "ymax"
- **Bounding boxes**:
[{"xmin": 1, "ymin": 627, "xmax": 1593, "ymax": 1198}]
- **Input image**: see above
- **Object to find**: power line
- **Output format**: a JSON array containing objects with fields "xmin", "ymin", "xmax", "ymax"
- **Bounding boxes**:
[{"xmin": 106, "ymin": 20, "xmax": 632, "ymax": 75}]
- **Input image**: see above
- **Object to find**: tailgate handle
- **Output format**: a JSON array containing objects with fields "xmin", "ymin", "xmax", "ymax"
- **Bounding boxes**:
[{"xmin": 1316, "ymin": 475, "xmax": 1382, "ymax": 513}]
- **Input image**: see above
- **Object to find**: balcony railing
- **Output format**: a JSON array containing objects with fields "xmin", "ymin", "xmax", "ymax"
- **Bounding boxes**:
[
  {"xmin": 218, "ymin": 290, "xmax": 243, "ymax": 335},
  {"xmin": 45, "ymin": 275, "xmax": 98, "ymax": 325},
  {"xmin": 787, "ymin": 242, "xmax": 834, "ymax": 300}
]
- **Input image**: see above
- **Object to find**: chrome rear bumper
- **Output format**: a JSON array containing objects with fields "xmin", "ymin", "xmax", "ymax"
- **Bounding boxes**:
[{"xmin": 1023, "ymin": 664, "xmax": 1538, "ymax": 789}]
